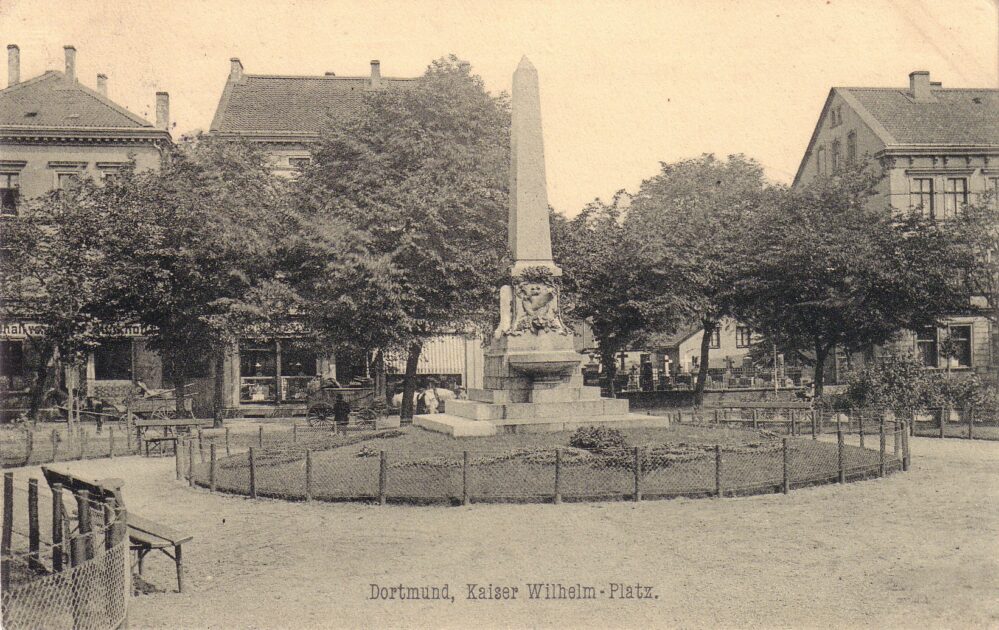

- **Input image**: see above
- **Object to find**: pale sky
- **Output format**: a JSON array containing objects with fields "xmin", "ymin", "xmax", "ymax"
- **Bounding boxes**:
[{"xmin": 2, "ymin": 0, "xmax": 997, "ymax": 215}]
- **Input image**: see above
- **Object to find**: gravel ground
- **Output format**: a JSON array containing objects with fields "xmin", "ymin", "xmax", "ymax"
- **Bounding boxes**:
[{"xmin": 9, "ymin": 435, "xmax": 998, "ymax": 629}]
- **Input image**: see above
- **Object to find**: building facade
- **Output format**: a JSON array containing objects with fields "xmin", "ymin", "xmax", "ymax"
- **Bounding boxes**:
[
  {"xmin": 794, "ymin": 71, "xmax": 998, "ymax": 378},
  {"xmin": 0, "ymin": 44, "xmax": 174, "ymax": 417}
]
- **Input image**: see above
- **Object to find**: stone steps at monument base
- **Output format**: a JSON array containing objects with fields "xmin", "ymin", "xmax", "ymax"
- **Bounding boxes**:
[
  {"xmin": 413, "ymin": 412, "xmax": 670, "ymax": 437},
  {"xmin": 446, "ymin": 398, "xmax": 629, "ymax": 421}
]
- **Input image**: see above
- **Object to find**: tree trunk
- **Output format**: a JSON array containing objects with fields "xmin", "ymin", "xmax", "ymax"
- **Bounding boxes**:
[
  {"xmin": 600, "ymin": 347, "xmax": 619, "ymax": 398},
  {"xmin": 170, "ymin": 358, "xmax": 187, "ymax": 415},
  {"xmin": 813, "ymin": 341, "xmax": 830, "ymax": 399},
  {"xmin": 212, "ymin": 350, "xmax": 225, "ymax": 428},
  {"xmin": 693, "ymin": 320, "xmax": 716, "ymax": 407},
  {"xmin": 399, "ymin": 341, "xmax": 423, "ymax": 421},
  {"xmin": 372, "ymin": 350, "xmax": 387, "ymax": 404},
  {"xmin": 26, "ymin": 341, "xmax": 55, "ymax": 423}
]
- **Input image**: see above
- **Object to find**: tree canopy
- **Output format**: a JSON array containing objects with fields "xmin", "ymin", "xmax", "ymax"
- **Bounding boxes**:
[
  {"xmin": 294, "ymin": 55, "xmax": 511, "ymax": 417},
  {"xmin": 730, "ymin": 161, "xmax": 973, "ymax": 396},
  {"xmin": 625, "ymin": 154, "xmax": 768, "ymax": 401}
]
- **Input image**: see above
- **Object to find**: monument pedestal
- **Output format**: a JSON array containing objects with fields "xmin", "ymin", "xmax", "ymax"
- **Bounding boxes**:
[{"xmin": 414, "ymin": 331, "xmax": 669, "ymax": 437}]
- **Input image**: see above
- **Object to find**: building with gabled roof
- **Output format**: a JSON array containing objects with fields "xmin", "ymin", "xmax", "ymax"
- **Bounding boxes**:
[
  {"xmin": 1, "ymin": 44, "xmax": 174, "ymax": 420},
  {"xmin": 209, "ymin": 58, "xmax": 417, "ymax": 176},
  {"xmin": 794, "ymin": 70, "xmax": 998, "ymax": 377},
  {"xmin": 0, "ymin": 44, "xmax": 172, "ymax": 205}
]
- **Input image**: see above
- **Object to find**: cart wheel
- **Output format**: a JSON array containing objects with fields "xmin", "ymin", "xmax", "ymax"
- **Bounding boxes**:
[
  {"xmin": 307, "ymin": 404, "xmax": 335, "ymax": 429},
  {"xmin": 357, "ymin": 408, "xmax": 378, "ymax": 422},
  {"xmin": 151, "ymin": 408, "xmax": 173, "ymax": 422}
]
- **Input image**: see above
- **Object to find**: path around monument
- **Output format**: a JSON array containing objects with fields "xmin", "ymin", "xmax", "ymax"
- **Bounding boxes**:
[{"xmin": 12, "ymin": 436, "xmax": 997, "ymax": 628}]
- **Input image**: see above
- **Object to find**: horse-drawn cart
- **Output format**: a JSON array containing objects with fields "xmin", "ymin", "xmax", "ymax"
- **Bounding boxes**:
[{"xmin": 306, "ymin": 384, "xmax": 385, "ymax": 429}]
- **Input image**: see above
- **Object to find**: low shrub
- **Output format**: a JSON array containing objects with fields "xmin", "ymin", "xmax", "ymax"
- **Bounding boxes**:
[{"xmin": 569, "ymin": 426, "xmax": 628, "ymax": 452}]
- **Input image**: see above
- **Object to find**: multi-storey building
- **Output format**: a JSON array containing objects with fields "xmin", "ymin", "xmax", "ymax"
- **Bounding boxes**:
[
  {"xmin": 0, "ymin": 44, "xmax": 175, "ymax": 418},
  {"xmin": 794, "ymin": 70, "xmax": 998, "ymax": 377}
]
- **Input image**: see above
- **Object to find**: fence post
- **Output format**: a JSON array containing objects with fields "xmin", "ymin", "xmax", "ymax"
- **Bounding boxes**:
[
  {"xmin": 77, "ymin": 490, "xmax": 95, "ymax": 560},
  {"xmin": 188, "ymin": 441, "xmax": 194, "ymax": 487},
  {"xmin": 811, "ymin": 410, "xmax": 817, "ymax": 439},
  {"xmin": 858, "ymin": 413, "xmax": 865, "ymax": 449},
  {"xmin": 837, "ymin": 429, "xmax": 845, "ymax": 483},
  {"xmin": 210, "ymin": 444, "xmax": 217, "ymax": 493},
  {"xmin": 51, "ymin": 429, "xmax": 59, "ymax": 462},
  {"xmin": 714, "ymin": 445, "xmax": 723, "ymax": 498},
  {"xmin": 28, "ymin": 478, "xmax": 40, "ymax": 570},
  {"xmin": 78, "ymin": 426, "xmax": 85, "ymax": 460},
  {"xmin": 713, "ymin": 409, "xmax": 720, "ymax": 425},
  {"xmin": 25, "ymin": 430, "xmax": 34, "ymax": 464},
  {"xmin": 258, "ymin": 425, "xmax": 264, "ymax": 448},
  {"xmin": 293, "ymin": 423, "xmax": 298, "ymax": 443},
  {"xmin": 879, "ymin": 417, "xmax": 886, "ymax": 478},
  {"xmin": 198, "ymin": 429, "xmax": 205, "ymax": 463},
  {"xmin": 52, "ymin": 483, "xmax": 64, "ymax": 571},
  {"xmin": 305, "ymin": 449, "xmax": 313, "ymax": 502},
  {"xmin": 752, "ymin": 409, "xmax": 759, "ymax": 429},
  {"xmin": 225, "ymin": 427, "xmax": 231, "ymax": 456},
  {"xmin": 2, "ymin": 473, "xmax": 13, "ymax": 592},
  {"xmin": 791, "ymin": 411, "xmax": 797, "ymax": 436},
  {"xmin": 175, "ymin": 439, "xmax": 182, "ymax": 480},
  {"xmin": 968, "ymin": 408, "xmax": 974, "ymax": 440},
  {"xmin": 103, "ymin": 498, "xmax": 115, "ymax": 552},
  {"xmin": 109, "ymin": 426, "xmax": 115, "ymax": 458},
  {"xmin": 782, "ymin": 438, "xmax": 790, "ymax": 494},
  {"xmin": 462, "ymin": 451, "xmax": 470, "ymax": 506},
  {"xmin": 633, "ymin": 447, "xmax": 643, "ymax": 502},
  {"xmin": 939, "ymin": 408, "xmax": 946, "ymax": 439},
  {"xmin": 378, "ymin": 451, "xmax": 387, "ymax": 505},
  {"xmin": 554, "ymin": 448, "xmax": 562, "ymax": 505},
  {"xmin": 249, "ymin": 447, "xmax": 257, "ymax": 499}
]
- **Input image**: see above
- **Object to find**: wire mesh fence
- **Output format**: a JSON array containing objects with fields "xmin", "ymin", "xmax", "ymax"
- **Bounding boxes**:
[
  {"xmin": 1, "ymin": 472, "xmax": 130, "ymax": 630},
  {"xmin": 1, "ymin": 422, "xmax": 144, "ymax": 468},
  {"xmin": 180, "ymin": 418, "xmax": 908, "ymax": 506}
]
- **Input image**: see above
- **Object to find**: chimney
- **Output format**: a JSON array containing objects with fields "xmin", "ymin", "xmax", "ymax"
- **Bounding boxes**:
[
  {"xmin": 7, "ymin": 44, "xmax": 19, "ymax": 86},
  {"xmin": 229, "ymin": 57, "xmax": 243, "ymax": 82},
  {"xmin": 155, "ymin": 91, "xmax": 169, "ymax": 131},
  {"xmin": 370, "ymin": 59, "xmax": 381, "ymax": 88},
  {"xmin": 64, "ymin": 45, "xmax": 76, "ymax": 81},
  {"xmin": 96, "ymin": 73, "xmax": 107, "ymax": 96},
  {"xmin": 909, "ymin": 70, "xmax": 932, "ymax": 101}
]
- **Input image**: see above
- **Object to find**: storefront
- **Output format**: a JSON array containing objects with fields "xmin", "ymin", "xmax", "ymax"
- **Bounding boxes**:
[{"xmin": 237, "ymin": 339, "xmax": 320, "ymax": 405}]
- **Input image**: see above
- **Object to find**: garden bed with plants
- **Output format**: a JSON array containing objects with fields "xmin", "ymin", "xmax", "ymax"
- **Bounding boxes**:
[{"xmin": 185, "ymin": 423, "xmax": 895, "ymax": 504}]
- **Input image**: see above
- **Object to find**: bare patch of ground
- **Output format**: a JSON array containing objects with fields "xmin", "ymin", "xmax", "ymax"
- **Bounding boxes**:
[{"xmin": 10, "ymin": 436, "xmax": 998, "ymax": 629}]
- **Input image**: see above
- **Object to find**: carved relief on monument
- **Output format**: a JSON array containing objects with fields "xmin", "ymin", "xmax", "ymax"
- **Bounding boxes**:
[{"xmin": 494, "ymin": 265, "xmax": 570, "ymax": 337}]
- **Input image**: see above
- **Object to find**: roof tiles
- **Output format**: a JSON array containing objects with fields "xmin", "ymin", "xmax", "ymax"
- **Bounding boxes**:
[
  {"xmin": 0, "ymin": 71, "xmax": 154, "ymax": 129},
  {"xmin": 842, "ymin": 87, "xmax": 999, "ymax": 146},
  {"xmin": 210, "ymin": 74, "xmax": 417, "ymax": 135}
]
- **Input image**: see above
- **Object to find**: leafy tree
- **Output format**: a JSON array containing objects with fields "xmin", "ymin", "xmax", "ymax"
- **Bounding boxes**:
[
  {"xmin": 0, "ymin": 184, "xmax": 127, "ymax": 421},
  {"xmin": 295, "ymin": 55, "xmax": 510, "ymax": 419},
  {"xmin": 731, "ymin": 161, "xmax": 972, "ymax": 397},
  {"xmin": 86, "ymin": 136, "xmax": 293, "ymax": 419},
  {"xmin": 946, "ymin": 193, "xmax": 999, "ymax": 382},
  {"xmin": 551, "ymin": 195, "xmax": 685, "ymax": 396},
  {"xmin": 625, "ymin": 154, "xmax": 768, "ymax": 403}
]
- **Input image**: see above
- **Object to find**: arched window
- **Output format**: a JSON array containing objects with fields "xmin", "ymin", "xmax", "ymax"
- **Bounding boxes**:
[
  {"xmin": 816, "ymin": 146, "xmax": 826, "ymax": 175},
  {"xmin": 846, "ymin": 131, "xmax": 857, "ymax": 163}
]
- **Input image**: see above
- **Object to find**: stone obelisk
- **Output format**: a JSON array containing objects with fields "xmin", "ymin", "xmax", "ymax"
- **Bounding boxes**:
[
  {"xmin": 509, "ymin": 57, "xmax": 558, "ymax": 277},
  {"xmin": 414, "ymin": 57, "xmax": 664, "ymax": 436}
]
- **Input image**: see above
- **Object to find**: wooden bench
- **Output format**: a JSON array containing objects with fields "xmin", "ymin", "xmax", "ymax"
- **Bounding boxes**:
[
  {"xmin": 41, "ymin": 466, "xmax": 193, "ymax": 593},
  {"xmin": 144, "ymin": 436, "xmax": 178, "ymax": 457}
]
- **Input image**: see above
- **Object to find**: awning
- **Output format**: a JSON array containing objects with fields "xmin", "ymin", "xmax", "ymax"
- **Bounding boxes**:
[{"xmin": 385, "ymin": 335, "xmax": 468, "ymax": 375}]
